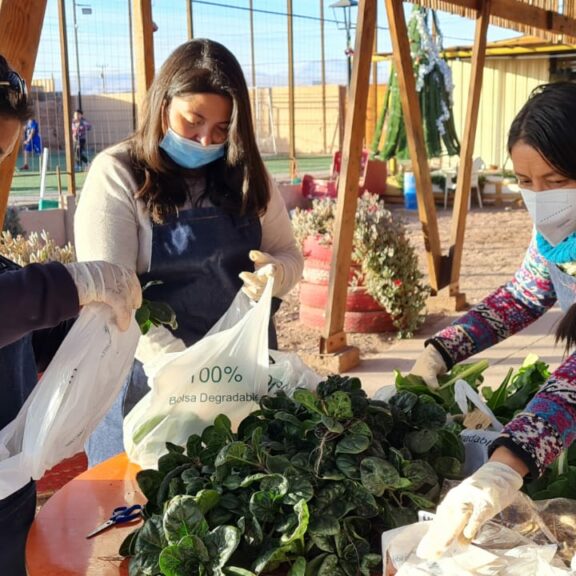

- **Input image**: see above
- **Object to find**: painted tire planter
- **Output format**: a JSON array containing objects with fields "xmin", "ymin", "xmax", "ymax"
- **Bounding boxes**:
[{"xmin": 299, "ymin": 236, "xmax": 396, "ymax": 333}]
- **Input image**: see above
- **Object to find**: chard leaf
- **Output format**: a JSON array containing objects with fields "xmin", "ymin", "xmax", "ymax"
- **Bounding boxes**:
[
  {"xmin": 402, "ymin": 460, "xmax": 437, "ymax": 491},
  {"xmin": 402, "ymin": 492, "xmax": 435, "ymax": 510},
  {"xmin": 324, "ymin": 391, "xmax": 353, "ymax": 420},
  {"xmin": 293, "ymin": 389, "xmax": 323, "ymax": 414},
  {"xmin": 158, "ymin": 535, "xmax": 209, "ymax": 576},
  {"xmin": 434, "ymin": 456, "xmax": 463, "ymax": 479},
  {"xmin": 321, "ymin": 415, "xmax": 344, "ymax": 433},
  {"xmin": 250, "ymin": 490, "xmax": 279, "ymax": 523},
  {"xmin": 186, "ymin": 434, "xmax": 203, "ymax": 458},
  {"xmin": 308, "ymin": 514, "xmax": 340, "ymax": 536},
  {"xmin": 335, "ymin": 433, "xmax": 370, "ymax": 455},
  {"xmin": 194, "ymin": 489, "xmax": 220, "ymax": 515},
  {"xmin": 360, "ymin": 457, "xmax": 401, "ymax": 495},
  {"xmin": 214, "ymin": 441, "xmax": 251, "ymax": 468},
  {"xmin": 360, "ymin": 553, "xmax": 383, "ymax": 575},
  {"xmin": 288, "ymin": 556, "xmax": 307, "ymax": 576},
  {"xmin": 261, "ymin": 474, "xmax": 289, "ymax": 498},
  {"xmin": 404, "ymin": 429, "xmax": 438, "ymax": 454},
  {"xmin": 224, "ymin": 568, "xmax": 257, "ymax": 575},
  {"xmin": 348, "ymin": 420, "xmax": 372, "ymax": 438},
  {"xmin": 136, "ymin": 469, "xmax": 163, "ymax": 503},
  {"xmin": 163, "ymin": 496, "xmax": 208, "ymax": 544},
  {"xmin": 238, "ymin": 514, "xmax": 264, "ymax": 546},
  {"xmin": 205, "ymin": 526, "xmax": 241, "ymax": 570},
  {"xmin": 317, "ymin": 554, "xmax": 346, "ymax": 576},
  {"xmin": 131, "ymin": 515, "xmax": 166, "ymax": 575},
  {"xmin": 285, "ymin": 474, "xmax": 314, "ymax": 504},
  {"xmin": 346, "ymin": 482, "xmax": 379, "ymax": 517},
  {"xmin": 412, "ymin": 399, "xmax": 447, "ymax": 429},
  {"xmin": 335, "ymin": 454, "xmax": 360, "ymax": 479},
  {"xmin": 280, "ymin": 499, "xmax": 310, "ymax": 544}
]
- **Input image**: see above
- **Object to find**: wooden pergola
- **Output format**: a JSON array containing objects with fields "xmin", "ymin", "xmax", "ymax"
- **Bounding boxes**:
[{"xmin": 1, "ymin": 0, "xmax": 576, "ymax": 371}]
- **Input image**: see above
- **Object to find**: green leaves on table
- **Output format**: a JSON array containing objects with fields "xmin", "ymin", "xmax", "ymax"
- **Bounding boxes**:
[{"xmin": 122, "ymin": 374, "xmax": 466, "ymax": 576}]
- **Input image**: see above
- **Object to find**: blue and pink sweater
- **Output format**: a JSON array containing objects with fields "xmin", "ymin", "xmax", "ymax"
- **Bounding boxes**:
[{"xmin": 428, "ymin": 239, "xmax": 576, "ymax": 477}]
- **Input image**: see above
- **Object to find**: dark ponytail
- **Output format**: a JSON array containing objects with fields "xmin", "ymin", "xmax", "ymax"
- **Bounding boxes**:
[{"xmin": 556, "ymin": 304, "xmax": 576, "ymax": 354}]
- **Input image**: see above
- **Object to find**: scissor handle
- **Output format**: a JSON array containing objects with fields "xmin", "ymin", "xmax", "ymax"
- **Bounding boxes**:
[{"xmin": 111, "ymin": 504, "xmax": 143, "ymax": 524}]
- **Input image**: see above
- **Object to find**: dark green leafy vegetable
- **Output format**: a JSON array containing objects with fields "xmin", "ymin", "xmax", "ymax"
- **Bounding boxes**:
[
  {"xmin": 136, "ymin": 281, "xmax": 178, "ymax": 335},
  {"xmin": 122, "ymin": 375, "xmax": 465, "ymax": 575}
]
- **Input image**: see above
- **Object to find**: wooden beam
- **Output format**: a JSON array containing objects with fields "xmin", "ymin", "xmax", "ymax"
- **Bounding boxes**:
[
  {"xmin": 132, "ymin": 0, "xmax": 155, "ymax": 122},
  {"xmin": 385, "ymin": 0, "xmax": 444, "ymax": 292},
  {"xmin": 448, "ymin": 0, "xmax": 490, "ymax": 298},
  {"xmin": 57, "ymin": 0, "xmax": 76, "ymax": 197},
  {"xmin": 319, "ymin": 0, "xmax": 376, "ymax": 357},
  {"xmin": 0, "ymin": 0, "xmax": 48, "ymax": 225},
  {"xmin": 405, "ymin": 0, "xmax": 576, "ymax": 40}
]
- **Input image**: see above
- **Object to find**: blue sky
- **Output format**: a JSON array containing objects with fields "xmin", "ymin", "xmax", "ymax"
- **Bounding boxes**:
[{"xmin": 32, "ymin": 0, "xmax": 521, "ymax": 93}]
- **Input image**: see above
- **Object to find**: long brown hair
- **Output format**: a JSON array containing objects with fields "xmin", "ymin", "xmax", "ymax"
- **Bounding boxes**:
[{"xmin": 129, "ymin": 39, "xmax": 270, "ymax": 222}]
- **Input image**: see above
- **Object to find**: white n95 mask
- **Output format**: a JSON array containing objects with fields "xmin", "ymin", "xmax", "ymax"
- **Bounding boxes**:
[{"xmin": 520, "ymin": 187, "xmax": 576, "ymax": 246}]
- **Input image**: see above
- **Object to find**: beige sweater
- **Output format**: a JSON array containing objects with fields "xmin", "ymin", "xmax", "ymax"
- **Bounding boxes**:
[{"xmin": 75, "ymin": 142, "xmax": 304, "ymax": 361}]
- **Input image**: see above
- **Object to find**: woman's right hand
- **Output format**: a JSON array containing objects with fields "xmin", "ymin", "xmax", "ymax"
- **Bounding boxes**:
[
  {"xmin": 410, "ymin": 345, "xmax": 448, "ymax": 390},
  {"xmin": 64, "ymin": 261, "xmax": 142, "ymax": 331}
]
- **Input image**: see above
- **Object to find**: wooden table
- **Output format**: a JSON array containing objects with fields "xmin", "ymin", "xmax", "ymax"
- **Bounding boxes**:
[{"xmin": 26, "ymin": 453, "xmax": 144, "ymax": 576}]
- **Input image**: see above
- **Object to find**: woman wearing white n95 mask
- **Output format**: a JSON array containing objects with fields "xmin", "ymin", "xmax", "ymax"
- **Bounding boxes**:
[{"xmin": 413, "ymin": 82, "xmax": 576, "ymax": 560}]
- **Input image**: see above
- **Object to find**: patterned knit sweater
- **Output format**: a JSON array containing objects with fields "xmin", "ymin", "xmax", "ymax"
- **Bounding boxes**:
[{"xmin": 429, "ymin": 238, "xmax": 576, "ymax": 478}]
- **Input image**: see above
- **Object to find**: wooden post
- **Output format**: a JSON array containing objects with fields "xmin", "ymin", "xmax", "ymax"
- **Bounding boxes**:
[
  {"xmin": 57, "ymin": 0, "xmax": 76, "ymax": 197},
  {"xmin": 132, "ymin": 0, "xmax": 155, "ymax": 123},
  {"xmin": 287, "ymin": 0, "xmax": 297, "ymax": 180},
  {"xmin": 0, "ymin": 0, "xmax": 48, "ymax": 225},
  {"xmin": 386, "ymin": 0, "xmax": 445, "ymax": 294},
  {"xmin": 446, "ymin": 0, "xmax": 490, "ymax": 302},
  {"xmin": 319, "ymin": 0, "xmax": 376, "ymax": 371}
]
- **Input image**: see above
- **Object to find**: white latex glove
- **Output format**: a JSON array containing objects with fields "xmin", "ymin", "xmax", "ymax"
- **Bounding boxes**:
[
  {"xmin": 416, "ymin": 462, "xmax": 524, "ymax": 561},
  {"xmin": 64, "ymin": 261, "xmax": 142, "ymax": 331},
  {"xmin": 411, "ymin": 345, "xmax": 448, "ymax": 390},
  {"xmin": 239, "ymin": 250, "xmax": 284, "ymax": 301}
]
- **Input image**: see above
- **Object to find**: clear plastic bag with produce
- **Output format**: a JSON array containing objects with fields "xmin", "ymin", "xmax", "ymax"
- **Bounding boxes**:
[
  {"xmin": 123, "ymin": 280, "xmax": 273, "ymax": 469},
  {"xmin": 382, "ymin": 518, "xmax": 573, "ymax": 575}
]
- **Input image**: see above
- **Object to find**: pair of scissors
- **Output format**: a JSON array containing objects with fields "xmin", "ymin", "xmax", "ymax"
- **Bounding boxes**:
[{"xmin": 86, "ymin": 504, "xmax": 143, "ymax": 539}]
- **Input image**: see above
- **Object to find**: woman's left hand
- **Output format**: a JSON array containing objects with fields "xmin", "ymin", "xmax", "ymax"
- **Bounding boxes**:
[
  {"xmin": 239, "ymin": 250, "xmax": 284, "ymax": 301},
  {"xmin": 416, "ymin": 460, "xmax": 524, "ymax": 560}
]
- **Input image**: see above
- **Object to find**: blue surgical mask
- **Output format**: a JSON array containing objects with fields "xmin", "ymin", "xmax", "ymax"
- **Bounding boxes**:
[{"xmin": 160, "ymin": 128, "xmax": 226, "ymax": 169}]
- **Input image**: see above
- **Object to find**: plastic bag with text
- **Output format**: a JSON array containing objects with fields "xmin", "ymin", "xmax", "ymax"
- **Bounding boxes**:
[
  {"xmin": 123, "ymin": 280, "xmax": 273, "ymax": 470},
  {"xmin": 454, "ymin": 379, "xmax": 503, "ymax": 476},
  {"xmin": 0, "ymin": 304, "xmax": 140, "ymax": 499}
]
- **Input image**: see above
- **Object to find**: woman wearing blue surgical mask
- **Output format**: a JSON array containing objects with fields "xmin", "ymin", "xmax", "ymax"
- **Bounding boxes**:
[
  {"xmin": 409, "ymin": 82, "xmax": 576, "ymax": 560},
  {"xmin": 75, "ymin": 39, "xmax": 304, "ymax": 467}
]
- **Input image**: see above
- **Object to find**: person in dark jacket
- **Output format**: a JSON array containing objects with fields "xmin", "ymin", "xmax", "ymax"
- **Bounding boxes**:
[{"xmin": 0, "ymin": 55, "xmax": 142, "ymax": 575}]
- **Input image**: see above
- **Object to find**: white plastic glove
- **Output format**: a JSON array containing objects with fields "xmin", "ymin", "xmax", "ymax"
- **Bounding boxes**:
[
  {"xmin": 64, "ymin": 261, "xmax": 142, "ymax": 331},
  {"xmin": 239, "ymin": 250, "xmax": 285, "ymax": 301},
  {"xmin": 411, "ymin": 345, "xmax": 448, "ymax": 390},
  {"xmin": 416, "ymin": 461, "xmax": 524, "ymax": 561}
]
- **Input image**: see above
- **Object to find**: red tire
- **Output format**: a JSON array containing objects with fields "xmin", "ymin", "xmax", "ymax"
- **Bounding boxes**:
[{"xmin": 299, "ymin": 304, "xmax": 395, "ymax": 334}]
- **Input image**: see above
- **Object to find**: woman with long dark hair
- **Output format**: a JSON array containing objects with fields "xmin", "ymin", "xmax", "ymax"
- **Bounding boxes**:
[
  {"xmin": 76, "ymin": 39, "xmax": 304, "ymax": 466},
  {"xmin": 413, "ymin": 81, "xmax": 576, "ymax": 558}
]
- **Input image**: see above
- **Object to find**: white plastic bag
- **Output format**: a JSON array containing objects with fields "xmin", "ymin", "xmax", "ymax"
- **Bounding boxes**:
[
  {"xmin": 454, "ymin": 379, "xmax": 503, "ymax": 476},
  {"xmin": 267, "ymin": 349, "xmax": 322, "ymax": 396},
  {"xmin": 123, "ymin": 280, "xmax": 273, "ymax": 469},
  {"xmin": 0, "ymin": 303, "xmax": 140, "ymax": 499}
]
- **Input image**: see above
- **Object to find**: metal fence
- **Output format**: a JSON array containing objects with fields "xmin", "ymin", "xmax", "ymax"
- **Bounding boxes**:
[{"xmin": 24, "ymin": 0, "xmax": 390, "ymax": 175}]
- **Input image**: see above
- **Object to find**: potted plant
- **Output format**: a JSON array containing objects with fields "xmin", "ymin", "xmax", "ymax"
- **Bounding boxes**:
[{"xmin": 291, "ymin": 193, "xmax": 429, "ymax": 338}]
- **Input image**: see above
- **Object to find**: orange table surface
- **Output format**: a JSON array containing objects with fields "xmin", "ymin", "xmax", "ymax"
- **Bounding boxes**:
[{"xmin": 26, "ymin": 453, "xmax": 145, "ymax": 576}]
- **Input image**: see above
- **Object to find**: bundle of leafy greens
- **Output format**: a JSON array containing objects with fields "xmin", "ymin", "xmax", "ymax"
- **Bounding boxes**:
[
  {"xmin": 121, "ymin": 375, "xmax": 465, "ymax": 576},
  {"xmin": 136, "ymin": 281, "xmax": 178, "ymax": 335}
]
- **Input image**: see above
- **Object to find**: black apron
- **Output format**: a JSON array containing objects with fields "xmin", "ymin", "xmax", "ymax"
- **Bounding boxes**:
[{"xmin": 86, "ymin": 205, "xmax": 280, "ymax": 465}]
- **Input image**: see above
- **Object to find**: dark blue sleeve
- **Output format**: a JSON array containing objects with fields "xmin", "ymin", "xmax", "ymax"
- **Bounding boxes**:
[{"xmin": 0, "ymin": 262, "xmax": 80, "ymax": 348}]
